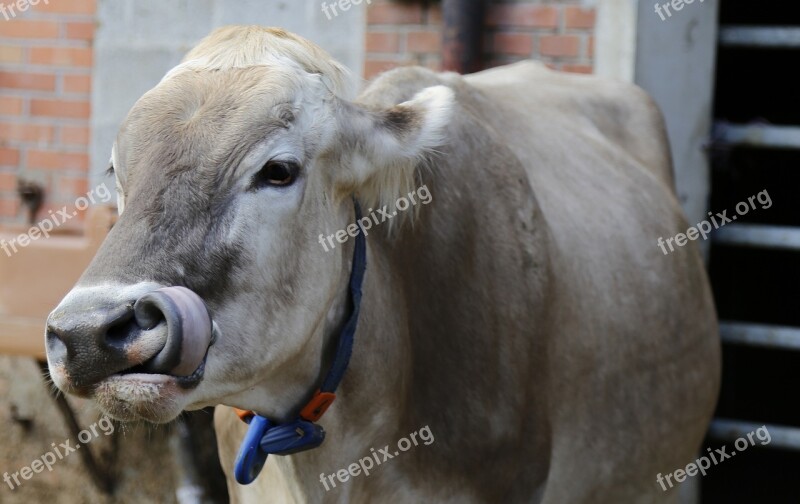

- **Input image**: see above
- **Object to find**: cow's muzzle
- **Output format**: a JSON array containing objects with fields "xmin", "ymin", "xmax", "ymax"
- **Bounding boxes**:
[{"xmin": 46, "ymin": 285, "xmax": 214, "ymax": 392}]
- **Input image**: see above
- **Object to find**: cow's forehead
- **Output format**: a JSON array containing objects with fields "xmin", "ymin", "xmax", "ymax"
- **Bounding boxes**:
[{"xmin": 116, "ymin": 66, "xmax": 303, "ymax": 184}]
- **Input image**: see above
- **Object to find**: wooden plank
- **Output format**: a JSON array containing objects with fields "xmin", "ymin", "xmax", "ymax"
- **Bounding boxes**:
[
  {"xmin": 0, "ymin": 318, "xmax": 46, "ymax": 358},
  {"xmin": 0, "ymin": 206, "xmax": 114, "ymax": 357}
]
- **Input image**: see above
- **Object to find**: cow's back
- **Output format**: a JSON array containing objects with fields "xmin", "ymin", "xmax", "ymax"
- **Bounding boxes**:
[
  {"xmin": 464, "ymin": 61, "xmax": 674, "ymax": 188},
  {"xmin": 464, "ymin": 62, "xmax": 720, "ymax": 502}
]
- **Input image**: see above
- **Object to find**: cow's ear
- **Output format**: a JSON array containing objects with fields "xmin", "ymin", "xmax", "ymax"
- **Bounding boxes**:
[{"xmin": 333, "ymin": 85, "xmax": 453, "ymax": 206}]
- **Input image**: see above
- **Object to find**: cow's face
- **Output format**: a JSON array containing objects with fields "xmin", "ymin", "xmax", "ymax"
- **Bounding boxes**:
[{"xmin": 45, "ymin": 29, "xmax": 452, "ymax": 423}]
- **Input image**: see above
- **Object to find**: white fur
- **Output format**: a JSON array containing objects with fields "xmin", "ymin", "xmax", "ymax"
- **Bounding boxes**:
[{"xmin": 344, "ymin": 85, "xmax": 454, "ymax": 216}]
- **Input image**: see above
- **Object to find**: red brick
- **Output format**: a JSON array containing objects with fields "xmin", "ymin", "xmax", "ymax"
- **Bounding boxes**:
[
  {"xmin": 487, "ymin": 5, "xmax": 558, "ymax": 29},
  {"xmin": 27, "ymin": 150, "xmax": 89, "ymax": 171},
  {"xmin": 0, "ymin": 172, "xmax": 16, "ymax": 191},
  {"xmin": 0, "ymin": 72, "xmax": 56, "ymax": 91},
  {"xmin": 0, "ymin": 47, "xmax": 24, "ymax": 64},
  {"xmin": 539, "ymin": 35, "xmax": 580, "ymax": 58},
  {"xmin": 30, "ymin": 99, "xmax": 90, "ymax": 119},
  {"xmin": 35, "ymin": 0, "xmax": 96, "ymax": 15},
  {"xmin": 493, "ymin": 33, "xmax": 534, "ymax": 56},
  {"xmin": 0, "ymin": 148, "xmax": 20, "ymax": 166},
  {"xmin": 366, "ymin": 32, "xmax": 400, "ymax": 53},
  {"xmin": 561, "ymin": 64, "xmax": 593, "ymax": 74},
  {"xmin": 65, "ymin": 22, "xmax": 95, "ymax": 41},
  {"xmin": 565, "ymin": 7, "xmax": 596, "ymax": 29},
  {"xmin": 367, "ymin": 4, "xmax": 423, "ymax": 24},
  {"xmin": 61, "ymin": 125, "xmax": 90, "ymax": 145},
  {"xmin": 0, "ymin": 96, "xmax": 24, "ymax": 116},
  {"xmin": 0, "ymin": 198, "xmax": 19, "ymax": 218},
  {"xmin": 588, "ymin": 36, "xmax": 594, "ymax": 58},
  {"xmin": 0, "ymin": 20, "xmax": 59, "ymax": 39},
  {"xmin": 0, "ymin": 122, "xmax": 55, "ymax": 142},
  {"xmin": 63, "ymin": 74, "xmax": 92, "ymax": 93},
  {"xmin": 364, "ymin": 59, "xmax": 404, "ymax": 80},
  {"xmin": 407, "ymin": 31, "xmax": 441, "ymax": 53},
  {"xmin": 30, "ymin": 47, "xmax": 93, "ymax": 67}
]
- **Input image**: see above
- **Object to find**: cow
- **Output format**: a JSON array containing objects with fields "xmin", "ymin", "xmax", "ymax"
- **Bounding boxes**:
[{"xmin": 45, "ymin": 26, "xmax": 720, "ymax": 503}]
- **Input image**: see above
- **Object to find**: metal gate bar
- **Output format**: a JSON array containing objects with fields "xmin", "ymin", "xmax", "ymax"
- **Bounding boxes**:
[
  {"xmin": 714, "ymin": 224, "xmax": 800, "ymax": 251},
  {"xmin": 719, "ymin": 27, "xmax": 800, "ymax": 49},
  {"xmin": 713, "ymin": 121, "xmax": 800, "ymax": 149},
  {"xmin": 720, "ymin": 322, "xmax": 800, "ymax": 351},
  {"xmin": 709, "ymin": 419, "xmax": 800, "ymax": 451}
]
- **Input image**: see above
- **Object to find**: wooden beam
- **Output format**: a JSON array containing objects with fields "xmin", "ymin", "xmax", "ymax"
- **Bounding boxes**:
[{"xmin": 0, "ymin": 206, "xmax": 114, "ymax": 357}]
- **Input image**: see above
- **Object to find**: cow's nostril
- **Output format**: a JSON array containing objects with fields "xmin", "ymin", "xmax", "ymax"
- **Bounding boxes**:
[
  {"xmin": 133, "ymin": 295, "xmax": 167, "ymax": 330},
  {"xmin": 45, "ymin": 327, "xmax": 68, "ymax": 361},
  {"xmin": 132, "ymin": 287, "xmax": 213, "ymax": 376},
  {"xmin": 104, "ymin": 308, "xmax": 141, "ymax": 346},
  {"xmin": 133, "ymin": 291, "xmax": 182, "ymax": 373},
  {"xmin": 44, "ymin": 301, "xmax": 141, "ymax": 389}
]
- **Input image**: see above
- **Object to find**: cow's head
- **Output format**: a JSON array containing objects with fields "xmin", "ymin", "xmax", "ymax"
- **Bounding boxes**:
[{"xmin": 45, "ymin": 26, "xmax": 452, "ymax": 423}]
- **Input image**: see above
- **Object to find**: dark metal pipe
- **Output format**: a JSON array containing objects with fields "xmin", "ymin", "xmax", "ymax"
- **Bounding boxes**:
[{"xmin": 442, "ymin": 0, "xmax": 488, "ymax": 74}]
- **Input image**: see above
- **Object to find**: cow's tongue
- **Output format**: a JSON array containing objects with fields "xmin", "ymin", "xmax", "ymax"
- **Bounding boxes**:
[{"xmin": 133, "ymin": 286, "xmax": 212, "ymax": 376}]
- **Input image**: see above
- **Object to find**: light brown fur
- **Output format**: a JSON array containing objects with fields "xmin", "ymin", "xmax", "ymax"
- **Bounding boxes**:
[{"xmin": 49, "ymin": 27, "xmax": 719, "ymax": 504}]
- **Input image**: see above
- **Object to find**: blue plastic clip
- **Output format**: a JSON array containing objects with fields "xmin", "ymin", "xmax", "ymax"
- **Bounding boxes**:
[{"xmin": 234, "ymin": 415, "xmax": 273, "ymax": 485}]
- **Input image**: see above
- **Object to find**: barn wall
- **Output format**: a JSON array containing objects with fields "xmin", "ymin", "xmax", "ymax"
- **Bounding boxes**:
[
  {"xmin": 0, "ymin": 0, "xmax": 95, "ymax": 231},
  {"xmin": 89, "ymin": 0, "xmax": 367, "ymax": 188},
  {"xmin": 364, "ymin": 0, "xmax": 597, "ymax": 79},
  {"xmin": 0, "ymin": 0, "xmax": 601, "ymax": 229},
  {"xmin": 634, "ymin": 0, "xmax": 719, "ymax": 237}
]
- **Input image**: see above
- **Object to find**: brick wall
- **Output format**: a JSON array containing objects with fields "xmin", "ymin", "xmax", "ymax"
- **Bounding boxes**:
[
  {"xmin": 0, "ymin": 0, "xmax": 95, "ymax": 230},
  {"xmin": 0, "ymin": 1, "xmax": 594, "ymax": 229},
  {"xmin": 365, "ymin": 0, "xmax": 595, "ymax": 80}
]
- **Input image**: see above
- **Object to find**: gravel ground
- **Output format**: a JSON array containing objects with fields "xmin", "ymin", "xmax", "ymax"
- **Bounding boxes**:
[{"xmin": 0, "ymin": 355, "xmax": 182, "ymax": 504}]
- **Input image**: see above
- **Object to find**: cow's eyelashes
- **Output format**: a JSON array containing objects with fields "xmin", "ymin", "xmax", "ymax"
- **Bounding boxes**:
[{"xmin": 250, "ymin": 160, "xmax": 300, "ymax": 190}]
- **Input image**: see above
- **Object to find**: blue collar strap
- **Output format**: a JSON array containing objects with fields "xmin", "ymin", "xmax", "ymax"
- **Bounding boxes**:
[{"xmin": 233, "ymin": 199, "xmax": 367, "ymax": 485}]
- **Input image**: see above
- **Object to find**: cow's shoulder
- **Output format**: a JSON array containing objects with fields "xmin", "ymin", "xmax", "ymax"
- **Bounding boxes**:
[{"xmin": 465, "ymin": 61, "xmax": 675, "ymax": 188}]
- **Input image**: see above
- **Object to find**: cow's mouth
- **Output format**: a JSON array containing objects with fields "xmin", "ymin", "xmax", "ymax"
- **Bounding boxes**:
[
  {"xmin": 93, "ymin": 348, "xmax": 211, "ymax": 422},
  {"xmin": 115, "ymin": 340, "xmax": 211, "ymax": 389},
  {"xmin": 47, "ymin": 285, "xmax": 218, "ymax": 422},
  {"xmin": 90, "ymin": 286, "xmax": 216, "ymax": 421}
]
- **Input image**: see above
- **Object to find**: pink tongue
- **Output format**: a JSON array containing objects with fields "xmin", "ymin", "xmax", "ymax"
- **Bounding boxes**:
[{"xmin": 156, "ymin": 286, "xmax": 212, "ymax": 376}]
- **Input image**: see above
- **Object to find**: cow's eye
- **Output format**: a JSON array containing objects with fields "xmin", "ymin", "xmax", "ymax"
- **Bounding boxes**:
[{"xmin": 251, "ymin": 161, "xmax": 299, "ymax": 189}]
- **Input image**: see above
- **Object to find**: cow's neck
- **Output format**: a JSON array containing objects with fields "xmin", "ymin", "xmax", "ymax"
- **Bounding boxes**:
[
  {"xmin": 242, "ymin": 234, "xmax": 412, "ymax": 502},
  {"xmin": 226, "ymin": 108, "xmax": 554, "ymax": 502}
]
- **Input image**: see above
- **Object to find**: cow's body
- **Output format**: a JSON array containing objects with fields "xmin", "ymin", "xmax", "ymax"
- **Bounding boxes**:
[
  {"xmin": 217, "ymin": 62, "xmax": 720, "ymax": 503},
  {"xmin": 45, "ymin": 27, "xmax": 719, "ymax": 504}
]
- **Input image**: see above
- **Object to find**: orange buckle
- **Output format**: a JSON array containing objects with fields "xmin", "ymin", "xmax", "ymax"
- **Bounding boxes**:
[
  {"xmin": 234, "ymin": 408, "xmax": 255, "ymax": 423},
  {"xmin": 299, "ymin": 390, "xmax": 336, "ymax": 422}
]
